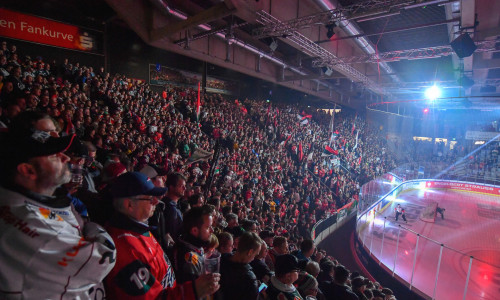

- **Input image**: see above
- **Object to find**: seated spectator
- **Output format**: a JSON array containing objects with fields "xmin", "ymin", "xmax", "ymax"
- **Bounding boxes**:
[
  {"xmin": 266, "ymin": 254, "xmax": 303, "ymax": 300},
  {"xmin": 0, "ymin": 131, "xmax": 116, "ymax": 299},
  {"xmin": 174, "ymin": 205, "xmax": 214, "ymax": 283},
  {"xmin": 295, "ymin": 272, "xmax": 320, "ymax": 300},
  {"xmin": 363, "ymin": 289, "xmax": 374, "ymax": 299},
  {"xmin": 351, "ymin": 277, "xmax": 369, "ymax": 300},
  {"xmin": 321, "ymin": 265, "xmax": 358, "ymax": 300},
  {"xmin": 381, "ymin": 287, "xmax": 396, "ymax": 300},
  {"xmin": 305, "ymin": 261, "xmax": 321, "ymax": 278},
  {"xmin": 219, "ymin": 231, "xmax": 263, "ymax": 300},
  {"xmin": 104, "ymin": 172, "xmax": 219, "ymax": 299},
  {"xmin": 317, "ymin": 260, "xmax": 335, "ymax": 285},
  {"xmin": 372, "ymin": 289, "xmax": 386, "ymax": 300}
]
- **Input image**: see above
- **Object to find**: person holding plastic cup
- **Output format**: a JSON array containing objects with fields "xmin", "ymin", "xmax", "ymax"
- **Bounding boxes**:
[{"xmin": 174, "ymin": 205, "xmax": 215, "ymax": 284}]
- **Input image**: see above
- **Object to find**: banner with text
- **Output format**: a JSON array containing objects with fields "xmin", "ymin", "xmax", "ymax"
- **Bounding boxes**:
[
  {"xmin": 149, "ymin": 64, "xmax": 238, "ymax": 95},
  {"xmin": 0, "ymin": 8, "xmax": 102, "ymax": 53},
  {"xmin": 425, "ymin": 180, "xmax": 500, "ymax": 196},
  {"xmin": 465, "ymin": 131, "xmax": 500, "ymax": 141}
]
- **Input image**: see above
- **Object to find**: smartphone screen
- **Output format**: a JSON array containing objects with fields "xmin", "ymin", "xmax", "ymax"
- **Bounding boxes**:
[{"xmin": 258, "ymin": 283, "xmax": 267, "ymax": 292}]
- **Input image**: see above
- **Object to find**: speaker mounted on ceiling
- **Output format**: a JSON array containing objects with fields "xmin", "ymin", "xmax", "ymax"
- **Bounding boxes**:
[{"xmin": 450, "ymin": 33, "xmax": 477, "ymax": 58}]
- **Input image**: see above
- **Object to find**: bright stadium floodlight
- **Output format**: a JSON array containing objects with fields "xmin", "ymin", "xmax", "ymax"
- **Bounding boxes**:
[{"xmin": 425, "ymin": 85, "xmax": 441, "ymax": 101}]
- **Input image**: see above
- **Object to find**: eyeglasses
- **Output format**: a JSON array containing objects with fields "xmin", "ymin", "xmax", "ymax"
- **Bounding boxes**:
[{"xmin": 132, "ymin": 196, "xmax": 157, "ymax": 203}]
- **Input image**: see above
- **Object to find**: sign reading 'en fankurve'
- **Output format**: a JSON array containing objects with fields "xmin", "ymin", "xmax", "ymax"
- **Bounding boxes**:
[{"xmin": 0, "ymin": 8, "xmax": 99, "ymax": 53}]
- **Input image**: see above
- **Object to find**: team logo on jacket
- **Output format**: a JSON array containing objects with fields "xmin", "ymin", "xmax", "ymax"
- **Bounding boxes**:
[
  {"xmin": 185, "ymin": 252, "xmax": 199, "ymax": 265},
  {"xmin": 39, "ymin": 207, "xmax": 63, "ymax": 221}
]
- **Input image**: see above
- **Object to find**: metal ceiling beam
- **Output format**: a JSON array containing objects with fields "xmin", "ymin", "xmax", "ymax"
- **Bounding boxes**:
[
  {"xmin": 150, "ymin": 2, "xmax": 235, "ymax": 41},
  {"xmin": 312, "ymin": 40, "xmax": 498, "ymax": 66},
  {"xmin": 473, "ymin": 57, "xmax": 500, "ymax": 70},
  {"xmin": 256, "ymin": 10, "xmax": 387, "ymax": 95},
  {"xmin": 279, "ymin": 73, "xmax": 344, "ymax": 82},
  {"xmin": 376, "ymin": 78, "xmax": 500, "ymax": 90},
  {"xmin": 252, "ymin": 0, "xmax": 453, "ymax": 39},
  {"xmin": 315, "ymin": 17, "xmax": 460, "ymax": 44}
]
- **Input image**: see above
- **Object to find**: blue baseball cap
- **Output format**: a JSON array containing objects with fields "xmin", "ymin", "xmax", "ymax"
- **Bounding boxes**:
[{"xmin": 110, "ymin": 172, "xmax": 167, "ymax": 198}]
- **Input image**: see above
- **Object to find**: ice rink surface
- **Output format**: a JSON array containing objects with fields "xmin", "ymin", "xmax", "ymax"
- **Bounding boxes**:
[{"xmin": 358, "ymin": 188, "xmax": 500, "ymax": 300}]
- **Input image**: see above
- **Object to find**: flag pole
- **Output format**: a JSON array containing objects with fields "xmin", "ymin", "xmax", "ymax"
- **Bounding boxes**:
[{"xmin": 196, "ymin": 81, "xmax": 201, "ymax": 122}]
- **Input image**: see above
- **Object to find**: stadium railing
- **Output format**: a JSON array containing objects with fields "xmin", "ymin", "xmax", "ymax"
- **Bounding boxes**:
[{"xmin": 356, "ymin": 179, "xmax": 500, "ymax": 299}]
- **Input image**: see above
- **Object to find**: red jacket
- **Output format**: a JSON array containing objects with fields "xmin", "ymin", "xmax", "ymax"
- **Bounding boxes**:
[{"xmin": 105, "ymin": 213, "xmax": 197, "ymax": 300}]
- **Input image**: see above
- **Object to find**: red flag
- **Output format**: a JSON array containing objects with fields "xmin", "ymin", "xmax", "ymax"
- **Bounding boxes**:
[
  {"xmin": 196, "ymin": 82, "xmax": 201, "ymax": 121},
  {"xmin": 325, "ymin": 145, "xmax": 338, "ymax": 155},
  {"xmin": 284, "ymin": 134, "xmax": 292, "ymax": 146},
  {"xmin": 299, "ymin": 143, "xmax": 303, "ymax": 162}
]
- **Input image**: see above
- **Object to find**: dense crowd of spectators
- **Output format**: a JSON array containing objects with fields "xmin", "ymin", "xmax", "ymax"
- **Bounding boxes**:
[{"xmin": 0, "ymin": 40, "xmax": 399, "ymax": 300}]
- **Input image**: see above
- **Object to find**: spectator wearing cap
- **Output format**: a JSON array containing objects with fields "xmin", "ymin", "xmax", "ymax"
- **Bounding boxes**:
[
  {"xmin": 219, "ymin": 231, "xmax": 263, "ymax": 300},
  {"xmin": 174, "ymin": 205, "xmax": 214, "ymax": 284},
  {"xmin": 351, "ymin": 277, "xmax": 369, "ymax": 300},
  {"xmin": 104, "ymin": 172, "xmax": 220, "ymax": 300},
  {"xmin": 295, "ymin": 272, "xmax": 320, "ymax": 300},
  {"xmin": 321, "ymin": 265, "xmax": 358, "ymax": 300},
  {"xmin": 267, "ymin": 254, "xmax": 303, "ymax": 300},
  {"xmin": 0, "ymin": 131, "xmax": 116, "ymax": 299}
]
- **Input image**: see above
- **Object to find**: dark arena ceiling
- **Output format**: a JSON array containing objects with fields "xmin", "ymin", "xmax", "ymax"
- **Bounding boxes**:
[{"xmin": 4, "ymin": 0, "xmax": 500, "ymax": 113}]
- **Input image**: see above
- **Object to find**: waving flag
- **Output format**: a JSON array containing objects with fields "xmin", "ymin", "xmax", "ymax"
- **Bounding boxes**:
[
  {"xmin": 297, "ymin": 114, "xmax": 312, "ymax": 120},
  {"xmin": 353, "ymin": 130, "xmax": 359, "ymax": 150},
  {"xmin": 322, "ymin": 145, "xmax": 338, "ymax": 157},
  {"xmin": 196, "ymin": 82, "xmax": 201, "ymax": 121},
  {"xmin": 298, "ymin": 143, "xmax": 304, "ymax": 162}
]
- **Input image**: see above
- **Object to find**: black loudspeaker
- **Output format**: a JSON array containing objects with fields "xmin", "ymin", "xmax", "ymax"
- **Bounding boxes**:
[{"xmin": 450, "ymin": 33, "xmax": 477, "ymax": 58}]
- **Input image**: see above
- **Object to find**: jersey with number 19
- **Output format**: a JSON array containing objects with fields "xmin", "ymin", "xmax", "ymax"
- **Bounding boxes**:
[{"xmin": 104, "ymin": 212, "xmax": 197, "ymax": 300}]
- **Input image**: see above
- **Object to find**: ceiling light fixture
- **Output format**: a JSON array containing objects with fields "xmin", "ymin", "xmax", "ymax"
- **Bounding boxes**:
[
  {"xmin": 326, "ymin": 24, "xmax": 336, "ymax": 39},
  {"xmin": 425, "ymin": 85, "xmax": 441, "ymax": 101},
  {"xmin": 269, "ymin": 40, "xmax": 278, "ymax": 52}
]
